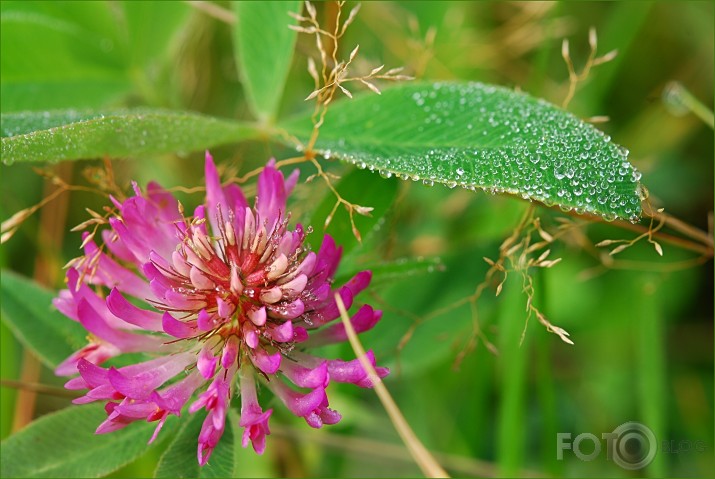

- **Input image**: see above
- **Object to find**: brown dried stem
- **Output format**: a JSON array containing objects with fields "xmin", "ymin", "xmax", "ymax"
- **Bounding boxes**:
[
  {"xmin": 561, "ymin": 27, "xmax": 618, "ymax": 109},
  {"xmin": 336, "ymin": 293, "xmax": 449, "ymax": 478}
]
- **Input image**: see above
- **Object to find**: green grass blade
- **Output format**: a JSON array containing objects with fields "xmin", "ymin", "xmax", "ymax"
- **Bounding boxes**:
[
  {"xmin": 334, "ymin": 256, "xmax": 444, "ymax": 288},
  {"xmin": 496, "ymin": 275, "xmax": 529, "ymax": 477},
  {"xmin": 638, "ymin": 277, "xmax": 666, "ymax": 476}
]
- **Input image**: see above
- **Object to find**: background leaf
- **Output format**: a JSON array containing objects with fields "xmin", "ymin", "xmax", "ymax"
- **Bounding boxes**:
[
  {"xmin": 0, "ymin": 2, "xmax": 190, "ymax": 112},
  {"xmin": 232, "ymin": 1, "xmax": 302, "ymax": 122},
  {"xmin": 308, "ymin": 167, "xmax": 398, "ymax": 255},
  {"xmin": 280, "ymin": 81, "xmax": 643, "ymax": 221},
  {"xmin": 121, "ymin": 2, "xmax": 190, "ymax": 71},
  {"xmin": 0, "ymin": 2, "xmax": 711, "ymax": 478},
  {"xmin": 0, "ymin": 403, "xmax": 175, "ymax": 478},
  {"xmin": 334, "ymin": 256, "xmax": 445, "ymax": 287},
  {"xmin": 0, "ymin": 270, "xmax": 86, "ymax": 369},
  {"xmin": 154, "ymin": 410, "xmax": 238, "ymax": 478},
  {"xmin": 0, "ymin": 1, "xmax": 129, "ymax": 112},
  {"xmin": 1, "ymin": 109, "xmax": 260, "ymax": 163}
]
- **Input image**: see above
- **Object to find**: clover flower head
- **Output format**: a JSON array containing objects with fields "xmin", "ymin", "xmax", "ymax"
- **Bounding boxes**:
[{"xmin": 56, "ymin": 152, "xmax": 388, "ymax": 465}]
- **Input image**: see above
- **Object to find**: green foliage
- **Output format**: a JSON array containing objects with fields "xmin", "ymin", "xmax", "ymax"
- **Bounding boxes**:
[
  {"xmin": 335, "ymin": 256, "xmax": 445, "ymax": 288},
  {"xmin": 232, "ymin": 1, "xmax": 302, "ymax": 122},
  {"xmin": 1, "ymin": 109, "xmax": 259, "ymax": 163},
  {"xmin": 0, "ymin": 270, "xmax": 86, "ymax": 369},
  {"xmin": 309, "ymin": 167, "xmax": 398, "ymax": 254},
  {"xmin": 0, "ymin": 1, "xmax": 189, "ymax": 112},
  {"xmin": 155, "ymin": 411, "xmax": 238, "ymax": 478},
  {"xmin": 0, "ymin": 2, "xmax": 712, "ymax": 478},
  {"xmin": 280, "ymin": 82, "xmax": 643, "ymax": 221},
  {"xmin": 0, "ymin": 403, "xmax": 175, "ymax": 478}
]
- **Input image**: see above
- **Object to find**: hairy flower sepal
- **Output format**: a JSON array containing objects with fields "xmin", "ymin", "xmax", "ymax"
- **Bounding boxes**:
[{"xmin": 55, "ymin": 152, "xmax": 388, "ymax": 465}]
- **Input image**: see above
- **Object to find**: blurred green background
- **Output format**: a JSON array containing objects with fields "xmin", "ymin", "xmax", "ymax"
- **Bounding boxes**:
[{"xmin": 1, "ymin": 1, "xmax": 712, "ymax": 477}]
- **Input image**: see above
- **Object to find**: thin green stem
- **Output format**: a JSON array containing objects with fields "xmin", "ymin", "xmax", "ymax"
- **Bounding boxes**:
[
  {"xmin": 496, "ymin": 275, "xmax": 529, "ymax": 477},
  {"xmin": 638, "ymin": 276, "xmax": 667, "ymax": 476},
  {"xmin": 663, "ymin": 81, "xmax": 715, "ymax": 129}
]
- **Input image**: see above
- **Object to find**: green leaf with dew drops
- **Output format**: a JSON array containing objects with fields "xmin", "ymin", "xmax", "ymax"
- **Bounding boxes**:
[
  {"xmin": 279, "ymin": 81, "xmax": 643, "ymax": 222},
  {"xmin": 0, "ymin": 108, "xmax": 261, "ymax": 163}
]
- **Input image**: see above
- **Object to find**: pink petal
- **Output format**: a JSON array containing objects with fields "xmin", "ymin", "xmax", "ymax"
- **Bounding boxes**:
[
  {"xmin": 248, "ymin": 306, "xmax": 267, "ymax": 326},
  {"xmin": 239, "ymin": 368, "xmax": 272, "ymax": 454},
  {"xmin": 66, "ymin": 268, "xmax": 140, "ymax": 331},
  {"xmin": 249, "ymin": 348, "xmax": 281, "ymax": 375},
  {"xmin": 55, "ymin": 342, "xmax": 119, "ymax": 376},
  {"xmin": 221, "ymin": 336, "xmax": 239, "ymax": 369},
  {"xmin": 198, "ymin": 344, "xmax": 218, "ymax": 379},
  {"xmin": 76, "ymin": 299, "xmax": 161, "ymax": 352},
  {"xmin": 255, "ymin": 160, "xmax": 289, "ymax": 231},
  {"xmin": 101, "ymin": 228, "xmax": 135, "ymax": 264},
  {"xmin": 285, "ymin": 168, "xmax": 300, "ymax": 195},
  {"xmin": 151, "ymin": 370, "xmax": 206, "ymax": 414},
  {"xmin": 281, "ymin": 360, "xmax": 329, "ymax": 389},
  {"xmin": 106, "ymin": 288, "xmax": 163, "ymax": 331},
  {"xmin": 197, "ymin": 309, "xmax": 219, "ymax": 331},
  {"xmin": 53, "ymin": 290, "xmax": 76, "ymax": 321},
  {"xmin": 356, "ymin": 367, "xmax": 391, "ymax": 388},
  {"xmin": 293, "ymin": 326, "xmax": 309, "ymax": 343},
  {"xmin": 242, "ymin": 322, "xmax": 259, "ymax": 349},
  {"xmin": 76, "ymin": 357, "xmax": 110, "ymax": 387},
  {"xmin": 278, "ymin": 252, "xmax": 316, "ymax": 284},
  {"xmin": 259, "ymin": 287, "xmax": 282, "ymax": 304},
  {"xmin": 302, "ymin": 286, "xmax": 354, "ymax": 329},
  {"xmin": 326, "ymin": 350, "xmax": 390, "ymax": 386},
  {"xmin": 204, "ymin": 151, "xmax": 248, "ymax": 234},
  {"xmin": 304, "ymin": 400, "xmax": 342, "ymax": 429},
  {"xmin": 162, "ymin": 312, "xmax": 197, "ymax": 339},
  {"xmin": 278, "ymin": 274, "xmax": 308, "ymax": 299},
  {"xmin": 268, "ymin": 380, "xmax": 326, "ymax": 418},
  {"xmin": 266, "ymin": 320, "xmax": 293, "ymax": 342},
  {"xmin": 343, "ymin": 270, "xmax": 372, "ymax": 297},
  {"xmin": 190, "ymin": 266, "xmax": 215, "ymax": 290},
  {"xmin": 217, "ymin": 297, "xmax": 234, "ymax": 318},
  {"xmin": 197, "ymin": 413, "xmax": 225, "ymax": 466},
  {"xmin": 311, "ymin": 235, "xmax": 343, "ymax": 284},
  {"xmin": 107, "ymin": 352, "xmax": 194, "ymax": 400},
  {"xmin": 268, "ymin": 298, "xmax": 304, "ymax": 320},
  {"xmin": 304, "ymin": 305, "xmax": 382, "ymax": 346},
  {"xmin": 82, "ymin": 238, "xmax": 154, "ymax": 300}
]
